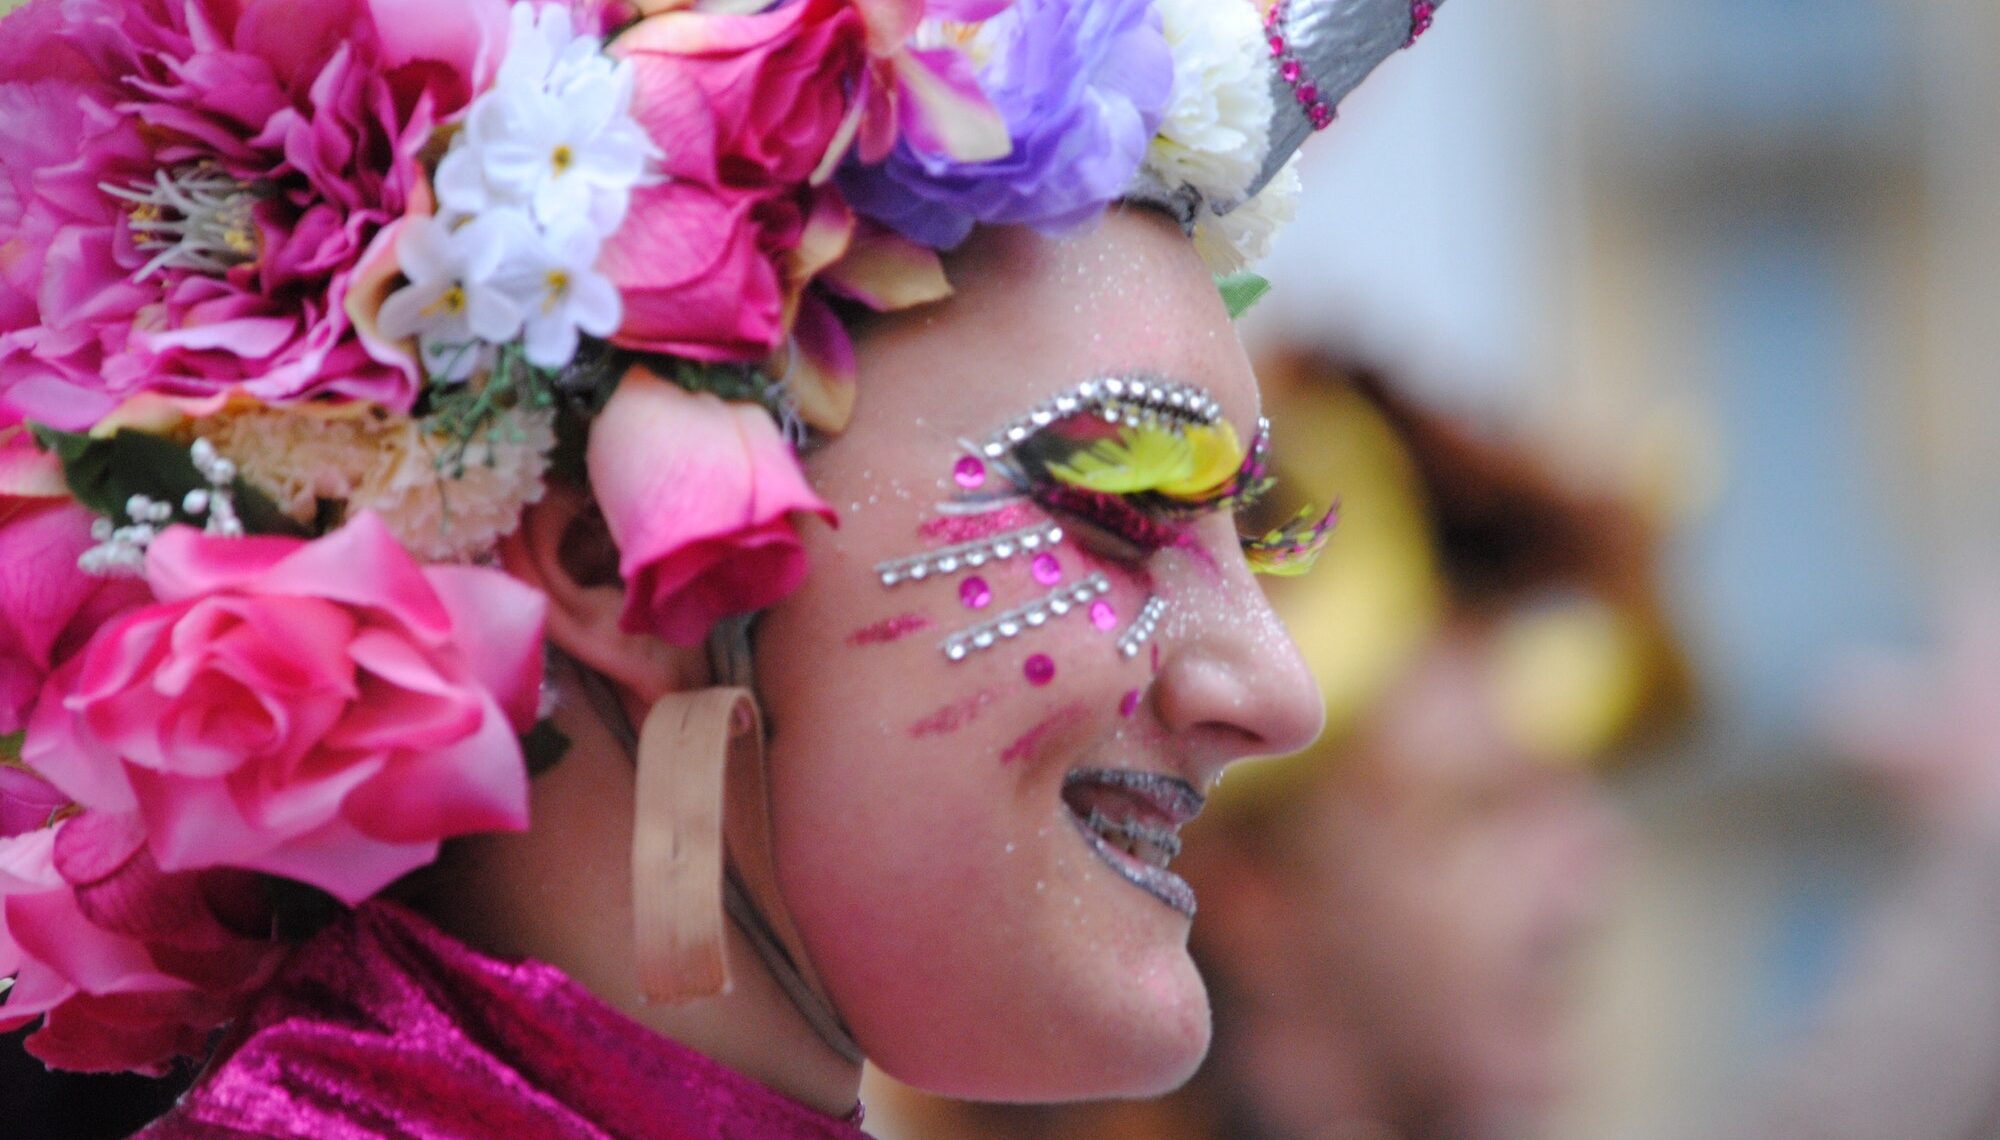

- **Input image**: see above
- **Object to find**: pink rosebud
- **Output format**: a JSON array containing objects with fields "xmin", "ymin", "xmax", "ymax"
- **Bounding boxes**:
[
  {"xmin": 21, "ymin": 514, "xmax": 544, "ymax": 904},
  {"xmin": 588, "ymin": 369, "xmax": 836, "ymax": 646}
]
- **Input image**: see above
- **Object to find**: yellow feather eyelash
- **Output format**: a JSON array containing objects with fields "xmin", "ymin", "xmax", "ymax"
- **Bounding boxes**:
[{"xmin": 1045, "ymin": 421, "xmax": 1246, "ymax": 500}]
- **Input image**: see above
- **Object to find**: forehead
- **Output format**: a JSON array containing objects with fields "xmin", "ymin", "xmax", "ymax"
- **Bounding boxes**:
[{"xmin": 823, "ymin": 212, "xmax": 1264, "ymax": 469}]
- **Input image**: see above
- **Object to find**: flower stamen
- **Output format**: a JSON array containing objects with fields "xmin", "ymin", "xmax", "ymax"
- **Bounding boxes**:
[
  {"xmin": 541, "ymin": 269, "xmax": 570, "ymax": 314},
  {"xmin": 102, "ymin": 167, "xmax": 264, "ymax": 282}
]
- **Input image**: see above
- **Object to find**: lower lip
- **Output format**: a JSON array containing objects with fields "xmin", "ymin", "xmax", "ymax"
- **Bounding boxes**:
[{"xmin": 1066, "ymin": 811, "xmax": 1197, "ymax": 919}]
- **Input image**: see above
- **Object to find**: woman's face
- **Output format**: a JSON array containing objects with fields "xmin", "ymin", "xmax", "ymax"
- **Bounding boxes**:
[{"xmin": 755, "ymin": 208, "xmax": 1324, "ymax": 1100}]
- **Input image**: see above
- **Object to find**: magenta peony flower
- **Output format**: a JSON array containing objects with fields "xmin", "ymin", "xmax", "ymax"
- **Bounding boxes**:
[
  {"xmin": 0, "ymin": 0, "xmax": 513, "ymax": 428},
  {"xmin": 21, "ymin": 513, "xmax": 544, "ymax": 904},
  {"xmin": 588, "ymin": 369, "xmax": 836, "ymax": 647},
  {"xmin": 0, "ymin": 500, "xmax": 152, "ymax": 735}
]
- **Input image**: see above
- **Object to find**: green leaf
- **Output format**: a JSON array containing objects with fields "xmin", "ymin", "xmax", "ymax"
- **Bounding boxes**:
[
  {"xmin": 1216, "ymin": 272, "xmax": 1272, "ymax": 320},
  {"xmin": 29, "ymin": 425, "xmax": 305, "ymax": 537}
]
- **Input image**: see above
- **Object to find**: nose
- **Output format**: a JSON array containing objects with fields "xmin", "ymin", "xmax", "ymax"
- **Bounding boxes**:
[{"xmin": 1152, "ymin": 542, "xmax": 1326, "ymax": 781}]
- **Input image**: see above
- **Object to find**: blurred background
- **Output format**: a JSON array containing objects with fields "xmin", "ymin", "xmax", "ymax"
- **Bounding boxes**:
[{"xmin": 1242, "ymin": 0, "xmax": 2000, "ymax": 1133}]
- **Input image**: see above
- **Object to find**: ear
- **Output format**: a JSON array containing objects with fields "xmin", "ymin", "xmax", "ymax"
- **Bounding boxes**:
[{"xmin": 499, "ymin": 481, "xmax": 708, "ymax": 712}]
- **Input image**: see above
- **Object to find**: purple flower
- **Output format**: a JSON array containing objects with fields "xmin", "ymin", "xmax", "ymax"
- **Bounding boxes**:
[{"xmin": 839, "ymin": 0, "xmax": 1173, "ymax": 249}]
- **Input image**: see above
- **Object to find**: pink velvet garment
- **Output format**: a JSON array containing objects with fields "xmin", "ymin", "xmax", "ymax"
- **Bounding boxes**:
[{"xmin": 136, "ymin": 901, "xmax": 871, "ymax": 1139}]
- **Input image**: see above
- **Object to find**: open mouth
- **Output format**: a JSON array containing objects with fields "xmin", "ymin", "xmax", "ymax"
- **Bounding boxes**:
[{"xmin": 1061, "ymin": 768, "xmax": 1204, "ymax": 918}]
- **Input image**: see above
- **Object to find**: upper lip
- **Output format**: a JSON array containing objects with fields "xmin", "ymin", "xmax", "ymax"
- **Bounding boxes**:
[{"xmin": 1062, "ymin": 767, "xmax": 1205, "ymax": 826}]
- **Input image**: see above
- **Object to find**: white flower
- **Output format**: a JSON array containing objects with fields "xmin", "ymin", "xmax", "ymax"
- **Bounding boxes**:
[
  {"xmin": 1144, "ymin": 0, "xmax": 1274, "ymax": 208},
  {"xmin": 435, "ymin": 2, "xmax": 655, "ymax": 235},
  {"xmin": 494, "ymin": 2, "xmax": 604, "ymax": 97},
  {"xmin": 497, "ymin": 219, "xmax": 622, "ymax": 369},
  {"xmin": 1194, "ymin": 155, "xmax": 1301, "ymax": 273},
  {"xmin": 198, "ymin": 405, "xmax": 558, "ymax": 563},
  {"xmin": 377, "ymin": 212, "xmax": 532, "ymax": 382}
]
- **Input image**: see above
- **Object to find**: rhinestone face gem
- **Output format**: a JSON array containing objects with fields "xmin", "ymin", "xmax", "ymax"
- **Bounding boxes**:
[
  {"xmin": 953, "ymin": 456, "xmax": 987, "ymax": 490},
  {"xmin": 1031, "ymin": 553, "xmax": 1062, "ymax": 586},
  {"xmin": 1089, "ymin": 600, "xmax": 1118, "ymax": 631},
  {"xmin": 1024, "ymin": 654, "xmax": 1055, "ymax": 686},
  {"xmin": 960, "ymin": 577, "xmax": 992, "ymax": 609}
]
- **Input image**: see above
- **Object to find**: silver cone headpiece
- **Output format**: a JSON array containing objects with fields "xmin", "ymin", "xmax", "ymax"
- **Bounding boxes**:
[{"xmin": 1235, "ymin": 0, "xmax": 1440, "ymax": 209}]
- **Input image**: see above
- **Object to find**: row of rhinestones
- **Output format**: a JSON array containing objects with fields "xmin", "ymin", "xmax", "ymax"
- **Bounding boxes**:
[
  {"xmin": 876, "ymin": 520, "xmax": 1064, "ymax": 587},
  {"xmin": 973, "ymin": 377, "xmax": 1224, "ymax": 462},
  {"xmin": 942, "ymin": 574, "xmax": 1113, "ymax": 661},
  {"xmin": 1116, "ymin": 596, "xmax": 1169, "ymax": 659}
]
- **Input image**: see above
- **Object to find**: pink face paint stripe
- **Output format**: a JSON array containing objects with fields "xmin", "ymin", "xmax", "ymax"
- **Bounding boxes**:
[
  {"xmin": 1000, "ymin": 701, "xmax": 1092, "ymax": 764},
  {"xmin": 847, "ymin": 613, "xmax": 933, "ymax": 647},
  {"xmin": 917, "ymin": 502, "xmax": 1044, "ymax": 545},
  {"xmin": 908, "ymin": 689, "xmax": 997, "ymax": 739}
]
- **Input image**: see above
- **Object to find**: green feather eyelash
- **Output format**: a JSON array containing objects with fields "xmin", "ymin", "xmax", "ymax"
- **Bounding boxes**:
[{"xmin": 1243, "ymin": 501, "xmax": 1340, "ymax": 577}]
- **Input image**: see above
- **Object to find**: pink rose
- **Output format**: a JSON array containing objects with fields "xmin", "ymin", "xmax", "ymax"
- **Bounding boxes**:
[
  {"xmin": 603, "ymin": 0, "xmax": 870, "ymax": 360},
  {"xmin": 22, "ymin": 513, "xmax": 544, "ymax": 904},
  {"xmin": 0, "ymin": 500, "xmax": 152, "ymax": 734},
  {"xmin": 0, "ymin": 813, "xmax": 274, "ymax": 1074},
  {"xmin": 588, "ymin": 369, "xmax": 836, "ymax": 646},
  {"xmin": 0, "ymin": 768, "xmax": 67, "ymax": 839}
]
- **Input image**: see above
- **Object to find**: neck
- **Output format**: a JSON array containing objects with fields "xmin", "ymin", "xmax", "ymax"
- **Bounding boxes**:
[{"xmin": 419, "ymin": 679, "xmax": 863, "ymax": 1119}]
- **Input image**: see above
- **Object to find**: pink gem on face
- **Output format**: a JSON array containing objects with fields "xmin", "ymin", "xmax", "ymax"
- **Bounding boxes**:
[
  {"xmin": 1031, "ymin": 552, "xmax": 1062, "ymax": 586},
  {"xmin": 1119, "ymin": 689, "xmax": 1141, "ymax": 718},
  {"xmin": 1089, "ymin": 600, "xmax": 1118, "ymax": 631},
  {"xmin": 960, "ymin": 576, "xmax": 993, "ymax": 609},
  {"xmin": 953, "ymin": 456, "xmax": 987, "ymax": 490},
  {"xmin": 1024, "ymin": 654, "xmax": 1055, "ymax": 687}
]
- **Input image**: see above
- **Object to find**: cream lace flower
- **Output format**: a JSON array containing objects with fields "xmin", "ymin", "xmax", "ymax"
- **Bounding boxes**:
[
  {"xmin": 1194, "ymin": 154, "xmax": 1301, "ymax": 273},
  {"xmin": 1144, "ymin": 0, "xmax": 1274, "ymax": 209},
  {"xmin": 198, "ymin": 404, "xmax": 556, "ymax": 562}
]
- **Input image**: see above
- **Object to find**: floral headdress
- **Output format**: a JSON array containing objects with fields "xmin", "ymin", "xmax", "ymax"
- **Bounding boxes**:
[{"xmin": 0, "ymin": 0, "xmax": 1439, "ymax": 1074}]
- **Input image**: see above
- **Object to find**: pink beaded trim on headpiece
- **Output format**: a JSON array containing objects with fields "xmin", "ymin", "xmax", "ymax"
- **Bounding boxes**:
[
  {"xmin": 1263, "ymin": 0, "xmax": 1439, "ymax": 135},
  {"xmin": 1266, "ymin": 3, "xmax": 1337, "ymax": 131}
]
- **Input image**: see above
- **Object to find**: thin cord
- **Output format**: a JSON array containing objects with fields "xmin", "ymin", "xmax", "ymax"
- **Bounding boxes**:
[{"xmin": 560, "ymin": 646, "xmax": 865, "ymax": 1066}]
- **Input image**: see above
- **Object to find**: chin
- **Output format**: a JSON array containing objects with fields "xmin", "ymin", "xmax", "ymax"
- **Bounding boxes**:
[{"xmin": 871, "ymin": 952, "xmax": 1213, "ymax": 1104}]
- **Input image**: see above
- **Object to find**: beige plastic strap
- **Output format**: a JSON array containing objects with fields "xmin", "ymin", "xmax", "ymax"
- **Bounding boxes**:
[{"xmin": 631, "ymin": 687, "xmax": 757, "ymax": 1004}]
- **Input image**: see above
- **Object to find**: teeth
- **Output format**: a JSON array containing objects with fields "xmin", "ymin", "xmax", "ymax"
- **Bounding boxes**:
[{"xmin": 1084, "ymin": 808, "xmax": 1182, "ymax": 867}]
